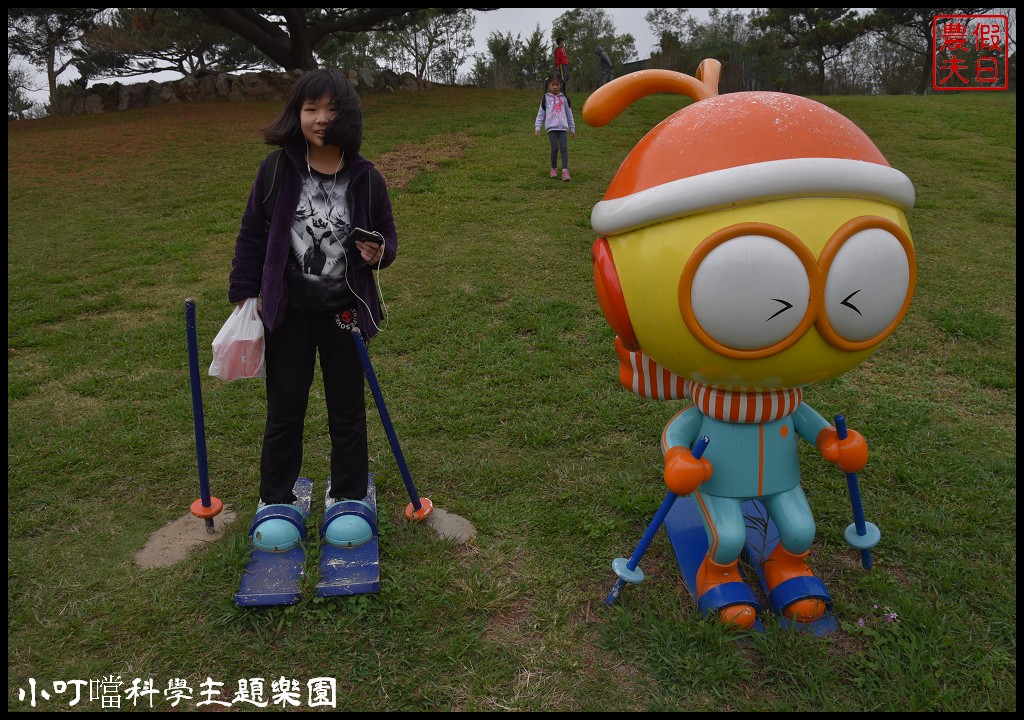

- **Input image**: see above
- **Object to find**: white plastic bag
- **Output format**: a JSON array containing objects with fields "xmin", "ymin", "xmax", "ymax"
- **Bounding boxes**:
[{"xmin": 208, "ymin": 298, "xmax": 266, "ymax": 381}]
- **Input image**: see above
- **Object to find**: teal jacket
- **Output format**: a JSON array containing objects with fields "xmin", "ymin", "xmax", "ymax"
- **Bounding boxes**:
[{"xmin": 662, "ymin": 403, "xmax": 831, "ymax": 498}]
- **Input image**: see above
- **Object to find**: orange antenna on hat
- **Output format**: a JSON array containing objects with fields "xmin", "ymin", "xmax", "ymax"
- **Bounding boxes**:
[{"xmin": 583, "ymin": 60, "xmax": 722, "ymax": 128}]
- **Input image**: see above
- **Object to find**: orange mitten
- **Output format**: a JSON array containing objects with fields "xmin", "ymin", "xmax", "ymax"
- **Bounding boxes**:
[
  {"xmin": 816, "ymin": 426, "xmax": 868, "ymax": 473},
  {"xmin": 663, "ymin": 446, "xmax": 713, "ymax": 496}
]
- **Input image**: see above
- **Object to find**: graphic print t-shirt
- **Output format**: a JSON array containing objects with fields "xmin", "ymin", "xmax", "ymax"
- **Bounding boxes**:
[{"xmin": 286, "ymin": 167, "xmax": 356, "ymax": 310}]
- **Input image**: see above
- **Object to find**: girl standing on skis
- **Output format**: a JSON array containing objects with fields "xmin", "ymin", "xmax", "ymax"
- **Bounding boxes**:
[{"xmin": 228, "ymin": 68, "xmax": 396, "ymax": 548}]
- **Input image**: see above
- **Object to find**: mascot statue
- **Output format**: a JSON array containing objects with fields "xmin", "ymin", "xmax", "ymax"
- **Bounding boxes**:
[{"xmin": 586, "ymin": 61, "xmax": 916, "ymax": 631}]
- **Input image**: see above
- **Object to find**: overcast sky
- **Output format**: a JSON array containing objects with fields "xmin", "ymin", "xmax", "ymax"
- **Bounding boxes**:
[
  {"xmin": 19, "ymin": 9, "xmax": 720, "ymax": 103},
  {"xmin": 469, "ymin": 8, "xmax": 675, "ymax": 59}
]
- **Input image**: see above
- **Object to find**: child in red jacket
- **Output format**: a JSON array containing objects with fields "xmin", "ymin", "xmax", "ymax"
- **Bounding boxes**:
[{"xmin": 554, "ymin": 37, "xmax": 570, "ymax": 88}]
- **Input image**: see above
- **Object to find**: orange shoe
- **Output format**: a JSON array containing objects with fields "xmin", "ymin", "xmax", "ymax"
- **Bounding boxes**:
[
  {"xmin": 696, "ymin": 555, "xmax": 758, "ymax": 630},
  {"xmin": 762, "ymin": 546, "xmax": 826, "ymax": 623}
]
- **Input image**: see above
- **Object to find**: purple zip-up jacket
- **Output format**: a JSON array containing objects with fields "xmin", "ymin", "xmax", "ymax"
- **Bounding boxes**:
[{"xmin": 228, "ymin": 135, "xmax": 397, "ymax": 340}]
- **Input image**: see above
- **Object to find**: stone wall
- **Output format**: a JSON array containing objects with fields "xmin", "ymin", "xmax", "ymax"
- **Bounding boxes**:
[{"xmin": 59, "ymin": 68, "xmax": 429, "ymax": 116}]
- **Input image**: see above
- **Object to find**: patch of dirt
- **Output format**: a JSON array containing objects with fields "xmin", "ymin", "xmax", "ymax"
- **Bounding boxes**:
[
  {"xmin": 425, "ymin": 506, "xmax": 477, "ymax": 544},
  {"xmin": 482, "ymin": 596, "xmax": 534, "ymax": 643},
  {"xmin": 373, "ymin": 132, "xmax": 473, "ymax": 189},
  {"xmin": 134, "ymin": 507, "xmax": 238, "ymax": 569}
]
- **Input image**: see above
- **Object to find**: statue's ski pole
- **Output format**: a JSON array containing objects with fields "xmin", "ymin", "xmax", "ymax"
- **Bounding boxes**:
[
  {"xmin": 351, "ymin": 327, "xmax": 433, "ymax": 521},
  {"xmin": 606, "ymin": 435, "xmax": 710, "ymax": 607},
  {"xmin": 834, "ymin": 415, "xmax": 879, "ymax": 570},
  {"xmin": 185, "ymin": 299, "xmax": 223, "ymax": 532}
]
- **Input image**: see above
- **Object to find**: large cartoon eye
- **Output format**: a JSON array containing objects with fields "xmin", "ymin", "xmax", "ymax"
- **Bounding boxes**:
[
  {"xmin": 818, "ymin": 219, "xmax": 915, "ymax": 350},
  {"xmin": 682, "ymin": 230, "xmax": 816, "ymax": 357}
]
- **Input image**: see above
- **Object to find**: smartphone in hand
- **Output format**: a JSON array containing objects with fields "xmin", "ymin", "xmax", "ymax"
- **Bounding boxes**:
[{"xmin": 345, "ymin": 227, "xmax": 382, "ymax": 249}]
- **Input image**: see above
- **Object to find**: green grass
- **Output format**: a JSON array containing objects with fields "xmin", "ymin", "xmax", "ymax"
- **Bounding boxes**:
[{"xmin": 8, "ymin": 88, "xmax": 1016, "ymax": 711}]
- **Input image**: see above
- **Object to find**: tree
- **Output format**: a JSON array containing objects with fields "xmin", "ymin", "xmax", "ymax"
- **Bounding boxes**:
[
  {"xmin": 677, "ymin": 9, "xmax": 770, "ymax": 92},
  {"xmin": 472, "ymin": 30, "xmax": 524, "ymax": 88},
  {"xmin": 863, "ymin": 8, "xmax": 988, "ymax": 94},
  {"xmin": 553, "ymin": 8, "xmax": 636, "ymax": 91},
  {"xmin": 752, "ymin": 8, "xmax": 866, "ymax": 94},
  {"xmin": 385, "ymin": 8, "xmax": 475, "ymax": 86},
  {"xmin": 317, "ymin": 31, "xmax": 378, "ymax": 76},
  {"xmin": 8, "ymin": 53, "xmax": 42, "ymax": 120},
  {"xmin": 647, "ymin": 30, "xmax": 686, "ymax": 72},
  {"xmin": 463, "ymin": 24, "xmax": 547, "ymax": 89},
  {"xmin": 429, "ymin": 10, "xmax": 476, "ymax": 85},
  {"xmin": 7, "ymin": 8, "xmax": 103, "ymax": 114},
  {"xmin": 199, "ymin": 8, "xmax": 484, "ymax": 73},
  {"xmin": 826, "ymin": 34, "xmax": 881, "ymax": 94},
  {"xmin": 519, "ymin": 26, "xmax": 551, "ymax": 87},
  {"xmin": 644, "ymin": 8, "xmax": 691, "ymax": 59},
  {"xmin": 76, "ymin": 8, "xmax": 269, "ymax": 82},
  {"xmin": 855, "ymin": 29, "xmax": 922, "ymax": 94}
]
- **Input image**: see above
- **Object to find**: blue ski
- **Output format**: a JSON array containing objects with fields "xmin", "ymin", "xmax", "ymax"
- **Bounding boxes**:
[{"xmin": 234, "ymin": 477, "xmax": 313, "ymax": 607}]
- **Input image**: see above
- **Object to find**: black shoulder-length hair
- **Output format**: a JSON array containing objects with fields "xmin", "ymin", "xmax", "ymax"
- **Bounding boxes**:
[{"xmin": 263, "ymin": 69, "xmax": 363, "ymax": 160}]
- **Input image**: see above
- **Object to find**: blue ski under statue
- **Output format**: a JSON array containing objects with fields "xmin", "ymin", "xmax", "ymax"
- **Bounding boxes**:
[
  {"xmin": 740, "ymin": 499, "xmax": 839, "ymax": 636},
  {"xmin": 234, "ymin": 477, "xmax": 313, "ymax": 607},
  {"xmin": 664, "ymin": 494, "xmax": 765, "ymax": 632},
  {"xmin": 664, "ymin": 496, "xmax": 838, "ymax": 635},
  {"xmin": 315, "ymin": 474, "xmax": 380, "ymax": 598}
]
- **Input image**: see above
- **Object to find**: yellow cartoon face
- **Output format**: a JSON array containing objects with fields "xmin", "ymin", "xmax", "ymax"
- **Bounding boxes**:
[
  {"xmin": 584, "ymin": 65, "xmax": 917, "ymax": 392},
  {"xmin": 606, "ymin": 197, "xmax": 915, "ymax": 389}
]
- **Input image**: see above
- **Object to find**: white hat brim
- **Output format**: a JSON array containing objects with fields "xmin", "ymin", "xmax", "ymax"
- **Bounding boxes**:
[{"xmin": 592, "ymin": 158, "xmax": 916, "ymax": 237}]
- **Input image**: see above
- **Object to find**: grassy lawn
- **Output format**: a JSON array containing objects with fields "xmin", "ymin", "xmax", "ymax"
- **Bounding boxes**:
[{"xmin": 8, "ymin": 86, "xmax": 1015, "ymax": 711}]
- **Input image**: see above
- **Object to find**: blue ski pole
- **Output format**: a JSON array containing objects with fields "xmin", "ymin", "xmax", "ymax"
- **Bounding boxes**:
[
  {"xmin": 185, "ymin": 299, "xmax": 223, "ymax": 532},
  {"xmin": 350, "ymin": 328, "xmax": 433, "ymax": 521},
  {"xmin": 834, "ymin": 415, "xmax": 880, "ymax": 570},
  {"xmin": 606, "ymin": 435, "xmax": 710, "ymax": 607}
]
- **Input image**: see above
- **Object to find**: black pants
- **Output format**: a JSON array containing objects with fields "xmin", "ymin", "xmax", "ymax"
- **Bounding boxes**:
[
  {"xmin": 260, "ymin": 307, "xmax": 368, "ymax": 504},
  {"xmin": 548, "ymin": 130, "xmax": 569, "ymax": 170},
  {"xmin": 558, "ymin": 64, "xmax": 570, "ymax": 87}
]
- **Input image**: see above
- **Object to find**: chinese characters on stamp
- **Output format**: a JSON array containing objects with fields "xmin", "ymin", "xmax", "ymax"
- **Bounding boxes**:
[{"xmin": 933, "ymin": 14, "xmax": 1010, "ymax": 91}]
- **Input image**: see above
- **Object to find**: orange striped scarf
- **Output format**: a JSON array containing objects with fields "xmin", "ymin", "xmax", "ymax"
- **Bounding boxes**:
[{"xmin": 614, "ymin": 338, "xmax": 803, "ymax": 423}]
